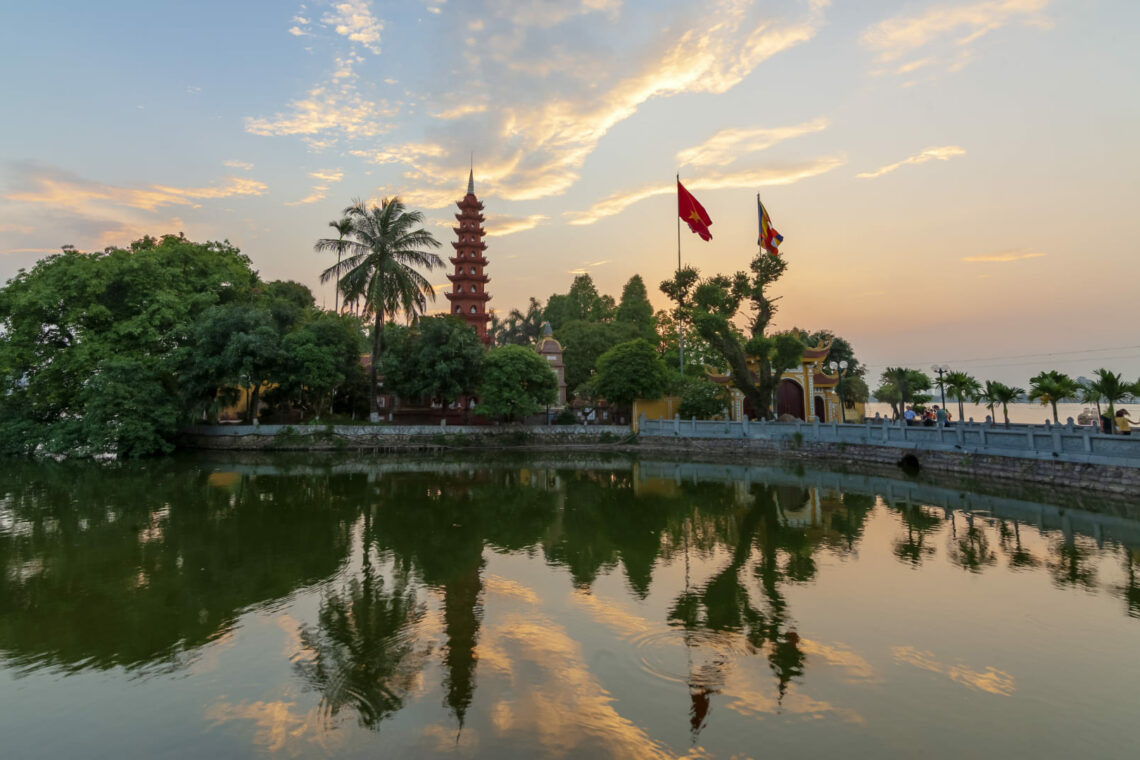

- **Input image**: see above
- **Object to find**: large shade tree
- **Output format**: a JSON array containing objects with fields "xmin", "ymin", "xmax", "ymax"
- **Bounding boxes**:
[
  {"xmin": 315, "ymin": 199, "xmax": 443, "ymax": 418},
  {"xmin": 661, "ymin": 252, "xmax": 803, "ymax": 420}
]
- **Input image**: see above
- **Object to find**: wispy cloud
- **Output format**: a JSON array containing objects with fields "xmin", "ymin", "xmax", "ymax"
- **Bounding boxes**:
[
  {"xmin": 962, "ymin": 248, "xmax": 1045, "ymax": 263},
  {"xmin": 856, "ymin": 145, "xmax": 965, "ymax": 179},
  {"xmin": 223, "ymin": 159, "xmax": 254, "ymax": 170},
  {"xmin": 565, "ymin": 155, "xmax": 846, "ymax": 226},
  {"xmin": 322, "ymin": 0, "xmax": 384, "ymax": 54},
  {"xmin": 320, "ymin": 0, "xmax": 828, "ymax": 207},
  {"xmin": 568, "ymin": 259, "xmax": 609, "ymax": 274},
  {"xmin": 4, "ymin": 165, "xmax": 267, "ymax": 214},
  {"xmin": 245, "ymin": 54, "xmax": 394, "ymax": 148},
  {"xmin": 494, "ymin": 0, "xmax": 621, "ymax": 28},
  {"xmin": 285, "ymin": 169, "xmax": 345, "ymax": 206},
  {"xmin": 863, "ymin": 0, "xmax": 1052, "ymax": 76},
  {"xmin": 485, "ymin": 213, "xmax": 549, "ymax": 236},
  {"xmin": 677, "ymin": 118, "xmax": 829, "ymax": 167}
]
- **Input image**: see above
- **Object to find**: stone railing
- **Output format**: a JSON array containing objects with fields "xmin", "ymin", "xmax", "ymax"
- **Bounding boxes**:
[{"xmin": 637, "ymin": 415, "xmax": 1140, "ymax": 468}]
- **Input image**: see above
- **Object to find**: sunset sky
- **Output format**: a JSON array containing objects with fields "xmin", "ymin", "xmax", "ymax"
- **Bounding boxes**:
[{"xmin": 2, "ymin": 0, "xmax": 1138, "ymax": 384}]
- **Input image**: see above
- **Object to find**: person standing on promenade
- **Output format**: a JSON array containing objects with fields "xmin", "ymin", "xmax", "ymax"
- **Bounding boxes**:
[{"xmin": 1114, "ymin": 409, "xmax": 1134, "ymax": 435}]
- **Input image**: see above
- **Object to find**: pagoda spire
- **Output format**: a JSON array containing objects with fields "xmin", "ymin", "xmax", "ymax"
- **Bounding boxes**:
[{"xmin": 445, "ymin": 169, "xmax": 491, "ymax": 344}]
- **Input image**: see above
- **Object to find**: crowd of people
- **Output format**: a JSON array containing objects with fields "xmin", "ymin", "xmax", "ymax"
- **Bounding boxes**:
[{"xmin": 870, "ymin": 405, "xmax": 1136, "ymax": 434}]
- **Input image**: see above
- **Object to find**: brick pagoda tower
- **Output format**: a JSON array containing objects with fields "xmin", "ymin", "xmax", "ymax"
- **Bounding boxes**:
[{"xmin": 445, "ymin": 170, "xmax": 491, "ymax": 344}]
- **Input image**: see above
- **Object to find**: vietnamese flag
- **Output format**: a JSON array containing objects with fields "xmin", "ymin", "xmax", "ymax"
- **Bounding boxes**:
[{"xmin": 677, "ymin": 180, "xmax": 712, "ymax": 241}]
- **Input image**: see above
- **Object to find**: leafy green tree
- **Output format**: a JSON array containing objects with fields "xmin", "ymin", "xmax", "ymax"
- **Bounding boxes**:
[
  {"xmin": 615, "ymin": 275, "xmax": 657, "ymax": 342},
  {"xmin": 475, "ymin": 345, "xmax": 558, "ymax": 421},
  {"xmin": 660, "ymin": 253, "xmax": 803, "ymax": 419},
  {"xmin": 674, "ymin": 374, "xmax": 728, "ymax": 419},
  {"xmin": 654, "ymin": 309, "xmax": 726, "ymax": 372},
  {"xmin": 555, "ymin": 319, "xmax": 623, "ymax": 394},
  {"xmin": 0, "ymin": 235, "xmax": 257, "ymax": 456},
  {"xmin": 944, "ymin": 371, "xmax": 981, "ymax": 423},
  {"xmin": 277, "ymin": 312, "xmax": 366, "ymax": 418},
  {"xmin": 315, "ymin": 198, "xmax": 444, "ymax": 418},
  {"xmin": 380, "ymin": 316, "xmax": 484, "ymax": 407},
  {"xmin": 1028, "ymin": 370, "xmax": 1079, "ymax": 424},
  {"xmin": 875, "ymin": 367, "xmax": 932, "ymax": 419},
  {"xmin": 594, "ymin": 339, "xmax": 669, "ymax": 411},
  {"xmin": 182, "ymin": 303, "xmax": 281, "ymax": 423},
  {"xmin": 544, "ymin": 274, "xmax": 615, "ymax": 329}
]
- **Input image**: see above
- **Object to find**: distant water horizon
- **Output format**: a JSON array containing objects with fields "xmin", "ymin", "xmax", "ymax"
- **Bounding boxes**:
[{"xmin": 863, "ymin": 401, "xmax": 1116, "ymax": 425}]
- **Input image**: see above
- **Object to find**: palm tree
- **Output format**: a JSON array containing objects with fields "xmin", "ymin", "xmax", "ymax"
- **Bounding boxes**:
[
  {"xmin": 1077, "ymin": 377, "xmax": 1103, "ymax": 420},
  {"xmin": 317, "ymin": 217, "xmax": 354, "ymax": 313},
  {"xmin": 1028, "ymin": 370, "xmax": 1078, "ymax": 424},
  {"xmin": 314, "ymin": 198, "xmax": 443, "ymax": 418},
  {"xmin": 944, "ymin": 371, "xmax": 981, "ymax": 424},
  {"xmin": 1086, "ymin": 368, "xmax": 1134, "ymax": 425},
  {"xmin": 975, "ymin": 380, "xmax": 1003, "ymax": 423},
  {"xmin": 978, "ymin": 380, "xmax": 1023, "ymax": 427}
]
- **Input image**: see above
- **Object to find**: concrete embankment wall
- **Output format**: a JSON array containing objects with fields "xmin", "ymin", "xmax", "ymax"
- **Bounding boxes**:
[
  {"xmin": 637, "ymin": 417, "xmax": 1140, "ymax": 496},
  {"xmin": 180, "ymin": 424, "xmax": 633, "ymax": 452},
  {"xmin": 634, "ymin": 436, "xmax": 1140, "ymax": 496}
]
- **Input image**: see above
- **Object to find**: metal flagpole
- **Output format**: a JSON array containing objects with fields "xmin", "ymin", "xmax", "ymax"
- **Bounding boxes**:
[{"xmin": 677, "ymin": 173, "xmax": 684, "ymax": 375}]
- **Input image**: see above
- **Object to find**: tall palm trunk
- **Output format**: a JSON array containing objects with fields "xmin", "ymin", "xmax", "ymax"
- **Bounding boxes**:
[{"xmin": 371, "ymin": 311, "xmax": 384, "ymax": 419}]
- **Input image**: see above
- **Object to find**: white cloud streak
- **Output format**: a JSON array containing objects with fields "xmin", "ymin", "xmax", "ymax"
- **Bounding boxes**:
[
  {"xmin": 961, "ymin": 249, "xmax": 1045, "ymax": 263},
  {"xmin": 677, "ymin": 117, "xmax": 830, "ymax": 167},
  {"xmin": 856, "ymin": 145, "xmax": 965, "ymax": 179},
  {"xmin": 285, "ymin": 169, "xmax": 345, "ymax": 206},
  {"xmin": 863, "ymin": 0, "xmax": 1052, "ymax": 75}
]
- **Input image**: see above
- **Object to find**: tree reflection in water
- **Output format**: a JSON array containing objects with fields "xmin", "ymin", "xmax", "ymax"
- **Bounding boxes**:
[
  {"xmin": 295, "ymin": 511, "xmax": 430, "ymax": 730},
  {"xmin": 2, "ymin": 456, "xmax": 1137, "ymax": 745}
]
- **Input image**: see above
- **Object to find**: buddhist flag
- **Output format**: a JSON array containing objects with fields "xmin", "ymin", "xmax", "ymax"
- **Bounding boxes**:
[
  {"xmin": 758, "ymin": 196, "xmax": 783, "ymax": 255},
  {"xmin": 678, "ymin": 180, "xmax": 712, "ymax": 241}
]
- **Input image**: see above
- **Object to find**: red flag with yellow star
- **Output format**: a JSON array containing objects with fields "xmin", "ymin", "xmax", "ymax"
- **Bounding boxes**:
[{"xmin": 677, "ymin": 180, "xmax": 712, "ymax": 241}]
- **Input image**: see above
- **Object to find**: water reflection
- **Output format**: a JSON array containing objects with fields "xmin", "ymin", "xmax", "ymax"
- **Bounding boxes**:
[{"xmin": 1, "ymin": 455, "xmax": 1138, "ymax": 757}]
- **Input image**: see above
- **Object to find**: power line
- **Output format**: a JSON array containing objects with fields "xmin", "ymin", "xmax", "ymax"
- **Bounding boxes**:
[{"xmin": 865, "ymin": 344, "xmax": 1140, "ymax": 373}]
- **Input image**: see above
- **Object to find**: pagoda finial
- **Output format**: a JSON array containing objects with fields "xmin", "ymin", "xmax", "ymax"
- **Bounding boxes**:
[{"xmin": 467, "ymin": 153, "xmax": 474, "ymax": 195}]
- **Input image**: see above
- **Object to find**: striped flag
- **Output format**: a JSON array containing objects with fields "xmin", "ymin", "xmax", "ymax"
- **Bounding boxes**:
[{"xmin": 758, "ymin": 197, "xmax": 783, "ymax": 255}]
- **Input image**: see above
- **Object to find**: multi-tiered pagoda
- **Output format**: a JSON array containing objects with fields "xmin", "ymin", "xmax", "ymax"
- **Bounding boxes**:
[{"xmin": 445, "ymin": 170, "xmax": 491, "ymax": 344}]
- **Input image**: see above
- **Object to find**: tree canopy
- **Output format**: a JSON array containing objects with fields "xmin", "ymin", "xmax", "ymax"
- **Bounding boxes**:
[
  {"xmin": 593, "ymin": 339, "xmax": 669, "ymax": 409},
  {"xmin": 380, "ymin": 316, "xmax": 484, "ymax": 405},
  {"xmin": 661, "ymin": 252, "xmax": 803, "ymax": 419},
  {"xmin": 475, "ymin": 345, "xmax": 558, "ymax": 422}
]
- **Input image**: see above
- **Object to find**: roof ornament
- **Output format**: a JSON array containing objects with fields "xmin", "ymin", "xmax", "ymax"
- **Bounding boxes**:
[{"xmin": 467, "ymin": 152, "xmax": 474, "ymax": 195}]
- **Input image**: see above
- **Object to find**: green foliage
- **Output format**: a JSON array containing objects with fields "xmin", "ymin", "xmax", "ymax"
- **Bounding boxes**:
[
  {"xmin": 654, "ymin": 309, "xmax": 726, "ymax": 372},
  {"xmin": 976, "ymin": 380, "xmax": 1024, "ymax": 426},
  {"xmin": 675, "ymin": 374, "xmax": 728, "ymax": 419},
  {"xmin": 660, "ymin": 251, "xmax": 803, "ymax": 419},
  {"xmin": 0, "ymin": 235, "xmax": 257, "ymax": 456},
  {"xmin": 944, "ymin": 371, "xmax": 982, "ymax": 422},
  {"xmin": 615, "ymin": 275, "xmax": 656, "ymax": 342},
  {"xmin": 874, "ymin": 367, "xmax": 932, "ymax": 419},
  {"xmin": 544, "ymin": 274, "xmax": 615, "ymax": 330},
  {"xmin": 475, "ymin": 345, "xmax": 558, "ymax": 421},
  {"xmin": 380, "ymin": 316, "xmax": 484, "ymax": 404},
  {"xmin": 1028, "ymin": 370, "xmax": 1079, "ymax": 424},
  {"xmin": 491, "ymin": 297, "xmax": 545, "ymax": 346},
  {"xmin": 594, "ymin": 339, "xmax": 669, "ymax": 409},
  {"xmin": 555, "ymin": 319, "xmax": 623, "ymax": 394},
  {"xmin": 278, "ymin": 312, "xmax": 367, "ymax": 417},
  {"xmin": 181, "ymin": 303, "xmax": 281, "ymax": 423},
  {"xmin": 315, "ymin": 198, "xmax": 444, "ymax": 416},
  {"xmin": 1083, "ymin": 368, "xmax": 1135, "ymax": 421}
]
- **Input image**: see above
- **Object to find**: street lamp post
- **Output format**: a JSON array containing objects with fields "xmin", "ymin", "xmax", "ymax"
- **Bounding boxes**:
[
  {"xmin": 931, "ymin": 364, "xmax": 949, "ymax": 411},
  {"xmin": 829, "ymin": 360, "xmax": 849, "ymax": 423}
]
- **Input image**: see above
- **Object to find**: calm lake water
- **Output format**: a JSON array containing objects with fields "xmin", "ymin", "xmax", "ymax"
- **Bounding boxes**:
[{"xmin": 1, "ymin": 454, "xmax": 1137, "ymax": 759}]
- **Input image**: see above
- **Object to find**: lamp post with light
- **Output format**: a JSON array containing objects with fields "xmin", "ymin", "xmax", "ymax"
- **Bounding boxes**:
[
  {"xmin": 829, "ymin": 360, "xmax": 849, "ymax": 423},
  {"xmin": 931, "ymin": 364, "xmax": 949, "ymax": 412}
]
